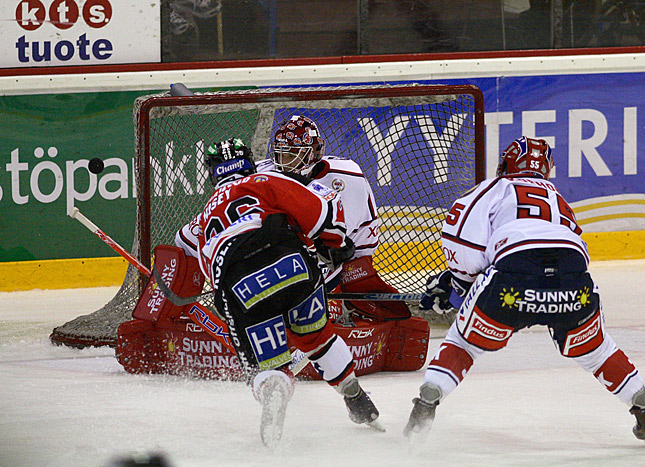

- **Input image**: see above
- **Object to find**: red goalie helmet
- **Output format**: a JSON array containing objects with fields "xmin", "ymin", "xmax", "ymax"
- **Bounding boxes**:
[
  {"xmin": 272, "ymin": 115, "xmax": 325, "ymax": 176},
  {"xmin": 497, "ymin": 136, "xmax": 554, "ymax": 179}
]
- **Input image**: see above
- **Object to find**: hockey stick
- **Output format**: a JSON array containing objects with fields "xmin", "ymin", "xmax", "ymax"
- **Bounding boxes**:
[
  {"xmin": 143, "ymin": 283, "xmax": 423, "ymax": 306},
  {"xmin": 328, "ymin": 292, "xmax": 423, "ymax": 302},
  {"xmin": 67, "ymin": 207, "xmax": 235, "ymax": 353},
  {"xmin": 69, "ymin": 207, "xmax": 150, "ymax": 277}
]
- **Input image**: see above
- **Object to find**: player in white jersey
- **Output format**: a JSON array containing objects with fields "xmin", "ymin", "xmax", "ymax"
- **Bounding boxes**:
[
  {"xmin": 404, "ymin": 136, "xmax": 645, "ymax": 441},
  {"xmin": 260, "ymin": 114, "xmax": 410, "ymax": 321},
  {"xmin": 256, "ymin": 156, "xmax": 378, "ymax": 263}
]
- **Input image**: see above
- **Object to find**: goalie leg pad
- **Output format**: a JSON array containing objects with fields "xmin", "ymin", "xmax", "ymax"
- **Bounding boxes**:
[
  {"xmin": 132, "ymin": 244, "xmax": 205, "ymax": 323},
  {"xmin": 295, "ymin": 317, "xmax": 429, "ymax": 380},
  {"xmin": 117, "ymin": 317, "xmax": 242, "ymax": 379},
  {"xmin": 340, "ymin": 256, "xmax": 411, "ymax": 320},
  {"xmin": 384, "ymin": 316, "xmax": 430, "ymax": 372},
  {"xmin": 326, "ymin": 284, "xmax": 344, "ymax": 322},
  {"xmin": 116, "ymin": 319, "xmax": 164, "ymax": 374},
  {"xmin": 292, "ymin": 319, "xmax": 392, "ymax": 380}
]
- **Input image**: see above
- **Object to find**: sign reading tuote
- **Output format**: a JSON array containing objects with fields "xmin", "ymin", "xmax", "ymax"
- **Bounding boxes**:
[{"xmin": 1, "ymin": 0, "xmax": 159, "ymax": 67}]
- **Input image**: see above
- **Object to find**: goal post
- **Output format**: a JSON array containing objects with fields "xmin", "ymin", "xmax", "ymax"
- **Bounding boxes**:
[{"xmin": 50, "ymin": 83, "xmax": 485, "ymax": 348}]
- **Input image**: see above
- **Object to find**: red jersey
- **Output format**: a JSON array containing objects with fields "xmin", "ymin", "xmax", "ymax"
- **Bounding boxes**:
[{"xmin": 176, "ymin": 171, "xmax": 348, "ymax": 280}]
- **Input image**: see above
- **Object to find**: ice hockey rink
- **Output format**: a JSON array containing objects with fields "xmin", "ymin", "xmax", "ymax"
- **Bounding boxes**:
[{"xmin": 2, "ymin": 260, "xmax": 645, "ymax": 467}]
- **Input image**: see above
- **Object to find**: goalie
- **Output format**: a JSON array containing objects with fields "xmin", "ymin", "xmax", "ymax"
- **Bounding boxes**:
[{"xmin": 257, "ymin": 114, "xmax": 411, "ymax": 323}]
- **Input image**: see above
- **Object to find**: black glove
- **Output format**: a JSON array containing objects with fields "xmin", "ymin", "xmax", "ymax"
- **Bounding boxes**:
[
  {"xmin": 315, "ymin": 237, "xmax": 355, "ymax": 272},
  {"xmin": 420, "ymin": 270, "xmax": 458, "ymax": 314}
]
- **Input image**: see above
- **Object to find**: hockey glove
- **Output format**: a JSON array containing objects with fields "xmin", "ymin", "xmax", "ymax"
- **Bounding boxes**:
[
  {"xmin": 420, "ymin": 270, "xmax": 458, "ymax": 314},
  {"xmin": 449, "ymin": 274, "xmax": 473, "ymax": 310},
  {"xmin": 315, "ymin": 237, "xmax": 355, "ymax": 272}
]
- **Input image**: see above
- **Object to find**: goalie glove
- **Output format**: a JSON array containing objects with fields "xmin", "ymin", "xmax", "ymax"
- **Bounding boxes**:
[{"xmin": 420, "ymin": 270, "xmax": 473, "ymax": 314}]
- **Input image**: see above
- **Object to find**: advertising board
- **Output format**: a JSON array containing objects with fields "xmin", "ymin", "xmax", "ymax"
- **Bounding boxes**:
[{"xmin": 0, "ymin": 0, "xmax": 160, "ymax": 67}]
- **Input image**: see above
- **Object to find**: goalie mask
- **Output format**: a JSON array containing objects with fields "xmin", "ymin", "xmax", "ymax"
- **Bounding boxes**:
[
  {"xmin": 206, "ymin": 138, "xmax": 256, "ymax": 186},
  {"xmin": 272, "ymin": 115, "xmax": 325, "ymax": 176},
  {"xmin": 497, "ymin": 136, "xmax": 554, "ymax": 179}
]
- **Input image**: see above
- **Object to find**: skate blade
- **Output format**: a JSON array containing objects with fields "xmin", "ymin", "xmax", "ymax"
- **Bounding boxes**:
[{"xmin": 366, "ymin": 419, "xmax": 386, "ymax": 432}]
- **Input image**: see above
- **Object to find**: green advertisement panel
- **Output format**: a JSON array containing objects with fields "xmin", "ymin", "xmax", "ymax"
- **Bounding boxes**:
[{"xmin": 0, "ymin": 91, "xmax": 152, "ymax": 262}]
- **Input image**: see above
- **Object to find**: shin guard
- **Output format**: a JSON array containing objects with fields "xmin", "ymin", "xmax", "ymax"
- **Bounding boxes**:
[
  {"xmin": 424, "ymin": 342, "xmax": 474, "ymax": 398},
  {"xmin": 307, "ymin": 335, "xmax": 356, "ymax": 387},
  {"xmin": 593, "ymin": 349, "xmax": 643, "ymax": 404}
]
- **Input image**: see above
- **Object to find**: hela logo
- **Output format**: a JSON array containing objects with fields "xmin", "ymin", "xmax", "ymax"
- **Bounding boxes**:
[{"xmin": 14, "ymin": 0, "xmax": 114, "ymax": 63}]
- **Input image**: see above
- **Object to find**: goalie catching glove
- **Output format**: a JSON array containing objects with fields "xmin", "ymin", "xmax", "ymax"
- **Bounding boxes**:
[{"xmin": 420, "ymin": 270, "xmax": 472, "ymax": 314}]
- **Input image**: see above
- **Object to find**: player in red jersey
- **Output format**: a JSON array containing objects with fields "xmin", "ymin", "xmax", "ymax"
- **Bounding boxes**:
[
  {"xmin": 175, "ymin": 138, "xmax": 382, "ymax": 446},
  {"xmin": 405, "ymin": 136, "xmax": 645, "ymax": 442}
]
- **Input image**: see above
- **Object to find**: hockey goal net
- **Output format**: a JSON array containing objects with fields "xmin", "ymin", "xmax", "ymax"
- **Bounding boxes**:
[{"xmin": 50, "ymin": 83, "xmax": 485, "ymax": 348}]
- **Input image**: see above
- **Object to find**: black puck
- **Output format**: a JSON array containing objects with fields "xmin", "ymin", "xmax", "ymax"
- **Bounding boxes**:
[{"xmin": 89, "ymin": 158, "xmax": 105, "ymax": 174}]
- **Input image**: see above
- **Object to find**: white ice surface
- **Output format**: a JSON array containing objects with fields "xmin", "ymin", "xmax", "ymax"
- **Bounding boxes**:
[{"xmin": 2, "ymin": 260, "xmax": 645, "ymax": 466}]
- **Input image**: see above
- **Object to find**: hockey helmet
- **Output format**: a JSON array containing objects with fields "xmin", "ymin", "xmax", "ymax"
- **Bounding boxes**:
[
  {"xmin": 205, "ymin": 138, "xmax": 256, "ymax": 186},
  {"xmin": 272, "ymin": 115, "xmax": 325, "ymax": 176},
  {"xmin": 497, "ymin": 136, "xmax": 554, "ymax": 179}
]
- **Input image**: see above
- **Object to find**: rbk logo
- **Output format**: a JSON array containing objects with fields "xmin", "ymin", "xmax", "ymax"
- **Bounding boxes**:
[{"xmin": 348, "ymin": 328, "xmax": 374, "ymax": 339}]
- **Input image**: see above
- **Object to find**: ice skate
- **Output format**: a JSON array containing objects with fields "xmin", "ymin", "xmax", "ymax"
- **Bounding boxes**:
[
  {"xmin": 341, "ymin": 378, "xmax": 385, "ymax": 432},
  {"xmin": 403, "ymin": 383, "xmax": 441, "ymax": 440},
  {"xmin": 630, "ymin": 387, "xmax": 645, "ymax": 440},
  {"xmin": 253, "ymin": 371, "xmax": 293, "ymax": 448}
]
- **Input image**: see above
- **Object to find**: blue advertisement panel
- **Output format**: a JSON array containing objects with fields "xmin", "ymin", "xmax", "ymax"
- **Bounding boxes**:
[
  {"xmin": 414, "ymin": 72, "xmax": 645, "ymax": 232},
  {"xmin": 274, "ymin": 105, "xmax": 476, "ymax": 211}
]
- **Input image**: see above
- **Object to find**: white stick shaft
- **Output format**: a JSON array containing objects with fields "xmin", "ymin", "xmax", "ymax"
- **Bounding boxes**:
[
  {"xmin": 290, "ymin": 349, "xmax": 310, "ymax": 376},
  {"xmin": 69, "ymin": 207, "xmax": 99, "ymax": 233}
]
